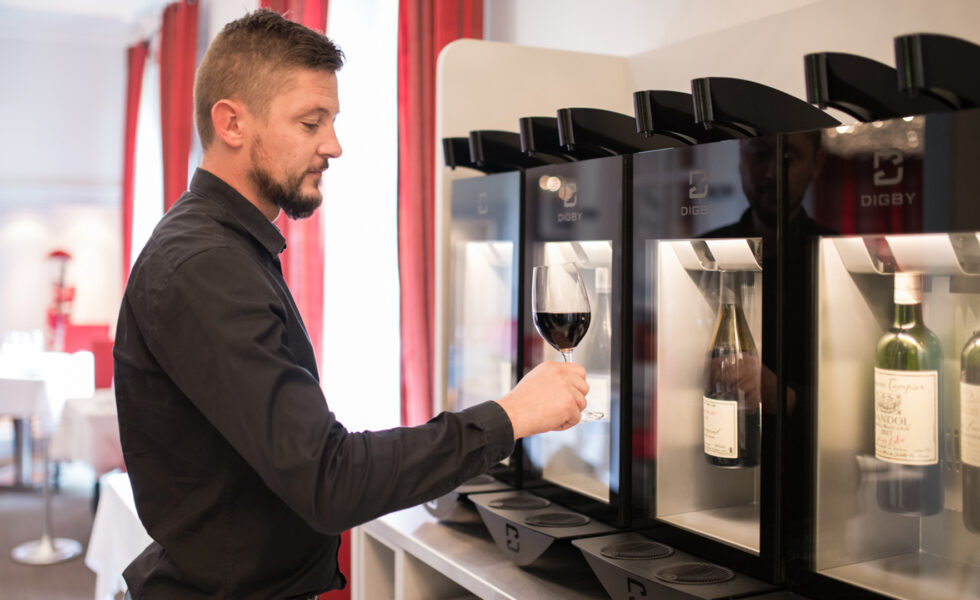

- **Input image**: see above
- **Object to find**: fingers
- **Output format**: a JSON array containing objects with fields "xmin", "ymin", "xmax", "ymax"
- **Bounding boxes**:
[
  {"xmin": 552, "ymin": 361, "xmax": 588, "ymax": 395},
  {"xmin": 560, "ymin": 361, "xmax": 586, "ymax": 377},
  {"xmin": 569, "ymin": 374, "xmax": 590, "ymax": 397},
  {"xmin": 557, "ymin": 404, "xmax": 582, "ymax": 431}
]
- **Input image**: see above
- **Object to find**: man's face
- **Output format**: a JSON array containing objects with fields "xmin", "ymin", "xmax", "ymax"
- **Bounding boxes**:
[
  {"xmin": 247, "ymin": 69, "xmax": 342, "ymax": 220},
  {"xmin": 738, "ymin": 133, "xmax": 822, "ymax": 227}
]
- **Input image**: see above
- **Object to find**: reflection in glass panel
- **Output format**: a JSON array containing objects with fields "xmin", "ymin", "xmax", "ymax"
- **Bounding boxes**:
[
  {"xmin": 815, "ymin": 233, "xmax": 980, "ymax": 600},
  {"xmin": 525, "ymin": 240, "xmax": 613, "ymax": 503},
  {"xmin": 654, "ymin": 237, "xmax": 763, "ymax": 555},
  {"xmin": 448, "ymin": 240, "xmax": 515, "ymax": 411}
]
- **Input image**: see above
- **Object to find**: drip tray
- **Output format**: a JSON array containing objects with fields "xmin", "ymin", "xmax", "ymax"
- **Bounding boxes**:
[
  {"xmin": 600, "ymin": 540, "xmax": 673, "ymax": 560},
  {"xmin": 574, "ymin": 533, "xmax": 774, "ymax": 598},
  {"xmin": 524, "ymin": 512, "xmax": 591, "ymax": 528},
  {"xmin": 655, "ymin": 562, "xmax": 735, "ymax": 585},
  {"xmin": 466, "ymin": 474, "xmax": 497, "ymax": 486},
  {"xmin": 489, "ymin": 495, "xmax": 552, "ymax": 510}
]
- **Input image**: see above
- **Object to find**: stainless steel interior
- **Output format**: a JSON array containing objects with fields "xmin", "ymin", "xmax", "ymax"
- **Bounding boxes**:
[
  {"xmin": 654, "ymin": 237, "xmax": 763, "ymax": 555},
  {"xmin": 815, "ymin": 233, "xmax": 980, "ymax": 600},
  {"xmin": 447, "ymin": 239, "xmax": 515, "ymax": 411},
  {"xmin": 524, "ymin": 240, "xmax": 614, "ymax": 503}
]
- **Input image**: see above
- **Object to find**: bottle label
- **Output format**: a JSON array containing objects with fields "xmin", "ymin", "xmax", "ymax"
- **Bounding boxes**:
[
  {"xmin": 962, "ymin": 382, "xmax": 980, "ymax": 467},
  {"xmin": 874, "ymin": 368, "xmax": 938, "ymax": 465},
  {"xmin": 703, "ymin": 397, "xmax": 738, "ymax": 459}
]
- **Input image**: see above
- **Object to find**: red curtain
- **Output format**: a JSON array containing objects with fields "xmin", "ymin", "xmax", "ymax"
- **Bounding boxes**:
[
  {"xmin": 122, "ymin": 40, "xmax": 149, "ymax": 284},
  {"xmin": 261, "ymin": 0, "xmax": 328, "ymax": 368},
  {"xmin": 397, "ymin": 0, "xmax": 483, "ymax": 427},
  {"xmin": 160, "ymin": 0, "xmax": 199, "ymax": 212}
]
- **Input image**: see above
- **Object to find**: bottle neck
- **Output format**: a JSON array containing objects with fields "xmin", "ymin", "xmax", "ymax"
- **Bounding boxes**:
[
  {"xmin": 894, "ymin": 302, "xmax": 924, "ymax": 328},
  {"xmin": 719, "ymin": 271, "xmax": 739, "ymax": 306}
]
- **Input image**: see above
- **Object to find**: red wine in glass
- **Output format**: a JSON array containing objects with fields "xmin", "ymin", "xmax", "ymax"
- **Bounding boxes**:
[
  {"xmin": 532, "ymin": 263, "xmax": 602, "ymax": 422},
  {"xmin": 533, "ymin": 312, "xmax": 591, "ymax": 352}
]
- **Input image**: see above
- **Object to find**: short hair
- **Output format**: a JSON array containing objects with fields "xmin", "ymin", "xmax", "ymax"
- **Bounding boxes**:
[{"xmin": 194, "ymin": 9, "xmax": 345, "ymax": 148}]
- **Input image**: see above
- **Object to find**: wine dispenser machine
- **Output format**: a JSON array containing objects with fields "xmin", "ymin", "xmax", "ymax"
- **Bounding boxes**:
[{"xmin": 808, "ymin": 108, "xmax": 980, "ymax": 600}]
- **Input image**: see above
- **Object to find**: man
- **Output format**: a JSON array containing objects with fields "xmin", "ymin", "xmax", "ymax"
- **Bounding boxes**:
[{"xmin": 114, "ymin": 9, "xmax": 588, "ymax": 599}]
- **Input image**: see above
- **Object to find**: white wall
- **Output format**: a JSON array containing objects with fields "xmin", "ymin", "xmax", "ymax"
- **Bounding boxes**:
[
  {"xmin": 0, "ymin": 12, "xmax": 128, "ymax": 336},
  {"xmin": 0, "ymin": 205, "xmax": 120, "ymax": 334},
  {"xmin": 484, "ymin": 0, "xmax": 825, "ymax": 57},
  {"xmin": 624, "ymin": 0, "xmax": 980, "ymax": 112},
  {"xmin": 484, "ymin": 0, "xmax": 980, "ymax": 115}
]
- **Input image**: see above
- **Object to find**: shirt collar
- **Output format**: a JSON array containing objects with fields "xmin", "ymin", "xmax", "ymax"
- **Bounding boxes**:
[{"xmin": 189, "ymin": 168, "xmax": 287, "ymax": 256}]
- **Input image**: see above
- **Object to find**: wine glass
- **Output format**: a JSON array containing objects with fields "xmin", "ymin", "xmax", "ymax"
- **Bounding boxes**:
[{"xmin": 531, "ymin": 263, "xmax": 603, "ymax": 422}]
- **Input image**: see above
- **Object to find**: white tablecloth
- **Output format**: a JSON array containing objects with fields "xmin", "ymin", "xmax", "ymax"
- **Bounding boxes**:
[
  {"xmin": 0, "ymin": 378, "xmax": 57, "ymax": 425},
  {"xmin": 85, "ymin": 472, "xmax": 152, "ymax": 600},
  {"xmin": 0, "ymin": 351, "xmax": 96, "ymax": 430},
  {"xmin": 49, "ymin": 389, "xmax": 123, "ymax": 475}
]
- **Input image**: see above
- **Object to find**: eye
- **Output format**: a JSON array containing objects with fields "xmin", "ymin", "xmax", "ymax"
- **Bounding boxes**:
[{"xmin": 302, "ymin": 122, "xmax": 320, "ymax": 132}]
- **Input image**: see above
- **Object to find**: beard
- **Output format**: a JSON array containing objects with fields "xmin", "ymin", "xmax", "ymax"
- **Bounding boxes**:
[{"xmin": 247, "ymin": 140, "xmax": 323, "ymax": 220}]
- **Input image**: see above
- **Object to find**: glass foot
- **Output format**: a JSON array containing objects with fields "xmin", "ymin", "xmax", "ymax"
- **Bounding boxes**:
[{"xmin": 580, "ymin": 409, "xmax": 604, "ymax": 423}]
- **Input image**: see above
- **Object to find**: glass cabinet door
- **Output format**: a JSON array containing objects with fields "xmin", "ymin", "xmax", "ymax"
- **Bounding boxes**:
[
  {"xmin": 522, "ymin": 157, "xmax": 626, "ymax": 525},
  {"xmin": 808, "ymin": 109, "xmax": 980, "ymax": 600},
  {"xmin": 633, "ymin": 138, "xmax": 780, "ymax": 571},
  {"xmin": 447, "ymin": 173, "xmax": 521, "ymax": 412},
  {"xmin": 653, "ymin": 238, "xmax": 764, "ymax": 554}
]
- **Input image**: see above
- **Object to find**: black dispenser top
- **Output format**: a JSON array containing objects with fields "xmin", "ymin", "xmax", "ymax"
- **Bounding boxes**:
[
  {"xmin": 633, "ymin": 90, "xmax": 734, "ymax": 144},
  {"xmin": 518, "ymin": 116, "xmax": 610, "ymax": 162},
  {"xmin": 805, "ymin": 52, "xmax": 950, "ymax": 122},
  {"xmin": 443, "ymin": 137, "xmax": 496, "ymax": 173},
  {"xmin": 556, "ymin": 107, "xmax": 687, "ymax": 156},
  {"xmin": 692, "ymin": 76, "xmax": 840, "ymax": 136},
  {"xmin": 895, "ymin": 33, "xmax": 980, "ymax": 109},
  {"xmin": 468, "ymin": 130, "xmax": 559, "ymax": 172}
]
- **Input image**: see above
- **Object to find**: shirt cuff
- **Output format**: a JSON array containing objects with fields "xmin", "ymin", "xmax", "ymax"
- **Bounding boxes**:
[{"xmin": 459, "ymin": 401, "xmax": 515, "ymax": 464}]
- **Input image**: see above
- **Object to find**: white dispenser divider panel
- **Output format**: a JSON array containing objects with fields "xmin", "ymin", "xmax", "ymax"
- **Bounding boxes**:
[
  {"xmin": 665, "ymin": 239, "xmax": 763, "ymax": 273},
  {"xmin": 832, "ymin": 237, "xmax": 880, "ymax": 274},
  {"xmin": 526, "ymin": 240, "xmax": 613, "ymax": 503},
  {"xmin": 654, "ymin": 239, "xmax": 762, "ymax": 555},
  {"xmin": 834, "ymin": 234, "xmax": 980, "ymax": 276},
  {"xmin": 704, "ymin": 239, "xmax": 763, "ymax": 272},
  {"xmin": 887, "ymin": 234, "xmax": 966, "ymax": 275},
  {"xmin": 815, "ymin": 236, "xmax": 980, "ymax": 600},
  {"xmin": 452, "ymin": 241, "xmax": 515, "ymax": 408}
]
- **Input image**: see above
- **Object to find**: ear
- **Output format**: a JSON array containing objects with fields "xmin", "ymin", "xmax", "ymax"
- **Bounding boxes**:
[{"xmin": 211, "ymin": 99, "xmax": 247, "ymax": 149}]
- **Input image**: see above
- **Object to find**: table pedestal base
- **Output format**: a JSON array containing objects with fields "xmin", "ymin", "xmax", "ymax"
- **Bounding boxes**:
[
  {"xmin": 10, "ymin": 438, "xmax": 81, "ymax": 565},
  {"xmin": 12, "ymin": 533, "xmax": 81, "ymax": 565}
]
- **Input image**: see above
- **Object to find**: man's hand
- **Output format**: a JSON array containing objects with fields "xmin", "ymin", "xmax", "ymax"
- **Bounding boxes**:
[{"xmin": 495, "ymin": 362, "xmax": 589, "ymax": 440}]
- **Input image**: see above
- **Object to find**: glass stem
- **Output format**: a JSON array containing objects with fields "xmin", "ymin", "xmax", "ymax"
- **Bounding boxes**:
[{"xmin": 561, "ymin": 350, "xmax": 573, "ymax": 363}]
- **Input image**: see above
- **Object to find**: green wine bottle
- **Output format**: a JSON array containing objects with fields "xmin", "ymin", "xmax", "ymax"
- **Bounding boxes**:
[
  {"xmin": 703, "ymin": 270, "xmax": 761, "ymax": 468},
  {"xmin": 874, "ymin": 272, "xmax": 943, "ymax": 516},
  {"xmin": 962, "ymin": 329, "xmax": 980, "ymax": 533}
]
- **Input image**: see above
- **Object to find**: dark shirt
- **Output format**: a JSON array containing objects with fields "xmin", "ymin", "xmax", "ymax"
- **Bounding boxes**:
[{"xmin": 113, "ymin": 168, "xmax": 515, "ymax": 599}]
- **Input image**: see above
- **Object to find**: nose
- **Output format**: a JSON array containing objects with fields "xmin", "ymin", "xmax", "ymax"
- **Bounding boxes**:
[{"xmin": 318, "ymin": 125, "xmax": 342, "ymax": 160}]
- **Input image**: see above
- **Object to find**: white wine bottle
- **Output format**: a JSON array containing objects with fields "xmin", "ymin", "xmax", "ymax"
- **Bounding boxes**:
[
  {"xmin": 703, "ymin": 270, "xmax": 761, "ymax": 468},
  {"xmin": 875, "ymin": 272, "xmax": 942, "ymax": 516},
  {"xmin": 962, "ymin": 329, "xmax": 980, "ymax": 532}
]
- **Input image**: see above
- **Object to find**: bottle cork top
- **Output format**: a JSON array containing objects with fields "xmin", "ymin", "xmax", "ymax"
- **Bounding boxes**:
[{"xmin": 894, "ymin": 272, "xmax": 923, "ymax": 304}]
